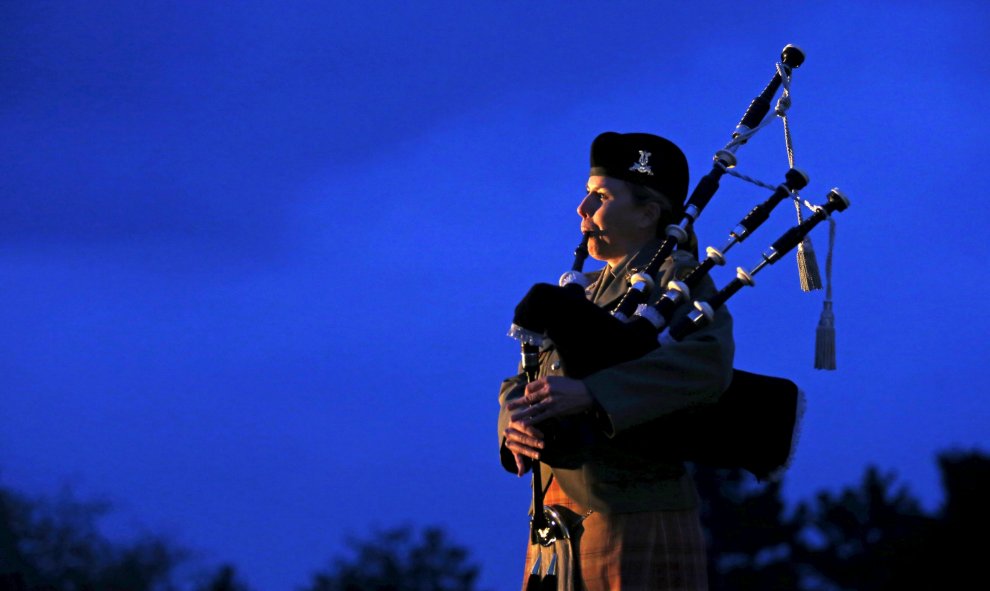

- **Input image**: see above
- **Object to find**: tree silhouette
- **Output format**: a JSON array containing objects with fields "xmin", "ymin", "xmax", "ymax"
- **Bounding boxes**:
[
  {"xmin": 790, "ymin": 466, "xmax": 933, "ymax": 591},
  {"xmin": 195, "ymin": 564, "xmax": 254, "ymax": 591},
  {"xmin": 695, "ymin": 451, "xmax": 990, "ymax": 590},
  {"xmin": 4, "ymin": 450, "xmax": 986, "ymax": 591},
  {"xmin": 885, "ymin": 449, "xmax": 989, "ymax": 589},
  {"xmin": 302, "ymin": 526, "xmax": 485, "ymax": 591},
  {"xmin": 0, "ymin": 480, "xmax": 186, "ymax": 591},
  {"xmin": 693, "ymin": 465, "xmax": 802, "ymax": 590},
  {"xmin": 936, "ymin": 448, "xmax": 989, "ymax": 532}
]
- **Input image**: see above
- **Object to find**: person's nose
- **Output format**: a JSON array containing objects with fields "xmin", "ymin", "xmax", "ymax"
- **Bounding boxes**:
[{"xmin": 577, "ymin": 192, "xmax": 597, "ymax": 218}]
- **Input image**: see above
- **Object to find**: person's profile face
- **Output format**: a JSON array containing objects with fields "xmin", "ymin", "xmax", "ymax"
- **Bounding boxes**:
[{"xmin": 578, "ymin": 176, "xmax": 654, "ymax": 263}]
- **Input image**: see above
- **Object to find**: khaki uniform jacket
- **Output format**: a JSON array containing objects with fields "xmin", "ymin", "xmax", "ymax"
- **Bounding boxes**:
[{"xmin": 498, "ymin": 239, "xmax": 734, "ymax": 513}]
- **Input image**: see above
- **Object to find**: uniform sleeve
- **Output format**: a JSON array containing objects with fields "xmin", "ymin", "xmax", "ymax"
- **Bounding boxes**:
[{"xmin": 581, "ymin": 255, "xmax": 735, "ymax": 436}]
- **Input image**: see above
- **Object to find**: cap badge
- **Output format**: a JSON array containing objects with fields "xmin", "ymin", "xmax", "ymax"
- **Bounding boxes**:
[{"xmin": 629, "ymin": 150, "xmax": 654, "ymax": 176}]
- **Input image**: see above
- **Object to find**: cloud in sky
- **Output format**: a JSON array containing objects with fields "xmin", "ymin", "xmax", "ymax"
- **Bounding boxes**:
[{"xmin": 0, "ymin": 1, "xmax": 742, "ymax": 257}]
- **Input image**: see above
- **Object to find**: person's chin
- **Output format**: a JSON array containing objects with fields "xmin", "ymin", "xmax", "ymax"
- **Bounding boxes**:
[{"xmin": 588, "ymin": 243, "xmax": 611, "ymax": 262}]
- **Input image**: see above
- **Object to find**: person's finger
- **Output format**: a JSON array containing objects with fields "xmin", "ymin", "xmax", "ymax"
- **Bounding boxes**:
[
  {"xmin": 510, "ymin": 402, "xmax": 542, "ymax": 423},
  {"xmin": 523, "ymin": 378, "xmax": 549, "ymax": 402},
  {"xmin": 505, "ymin": 426, "xmax": 545, "ymax": 450},
  {"xmin": 507, "ymin": 380, "xmax": 551, "ymax": 412},
  {"xmin": 515, "ymin": 395, "xmax": 561, "ymax": 423},
  {"xmin": 510, "ymin": 421, "xmax": 544, "ymax": 439},
  {"xmin": 505, "ymin": 397, "xmax": 529, "ymax": 411},
  {"xmin": 514, "ymin": 453, "xmax": 526, "ymax": 477},
  {"xmin": 505, "ymin": 439, "xmax": 540, "ymax": 461},
  {"xmin": 507, "ymin": 395, "xmax": 547, "ymax": 414}
]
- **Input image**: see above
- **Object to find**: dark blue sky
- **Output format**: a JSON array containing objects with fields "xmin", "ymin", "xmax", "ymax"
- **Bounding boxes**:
[{"xmin": 3, "ymin": 1, "xmax": 989, "ymax": 589}]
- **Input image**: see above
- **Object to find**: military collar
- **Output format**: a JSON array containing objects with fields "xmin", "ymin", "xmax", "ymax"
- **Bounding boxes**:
[{"xmin": 590, "ymin": 237, "xmax": 664, "ymax": 306}]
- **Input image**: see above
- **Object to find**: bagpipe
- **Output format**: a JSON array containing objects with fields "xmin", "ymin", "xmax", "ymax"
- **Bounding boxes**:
[{"xmin": 508, "ymin": 45, "xmax": 851, "ymax": 550}]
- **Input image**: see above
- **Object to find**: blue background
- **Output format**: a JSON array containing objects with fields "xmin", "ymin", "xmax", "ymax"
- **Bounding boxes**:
[{"xmin": 2, "ymin": 1, "xmax": 988, "ymax": 589}]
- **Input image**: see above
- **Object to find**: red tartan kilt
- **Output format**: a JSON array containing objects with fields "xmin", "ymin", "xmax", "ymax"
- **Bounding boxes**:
[{"xmin": 522, "ymin": 479, "xmax": 708, "ymax": 591}]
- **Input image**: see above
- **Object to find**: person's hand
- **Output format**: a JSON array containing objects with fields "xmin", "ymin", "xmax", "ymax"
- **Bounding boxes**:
[
  {"xmin": 504, "ymin": 418, "xmax": 543, "ymax": 477},
  {"xmin": 504, "ymin": 377, "xmax": 595, "ymax": 476},
  {"xmin": 507, "ymin": 376, "xmax": 594, "ymax": 424}
]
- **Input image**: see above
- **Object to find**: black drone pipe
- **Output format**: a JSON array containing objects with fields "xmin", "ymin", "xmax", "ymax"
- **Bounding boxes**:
[
  {"xmin": 665, "ymin": 188, "xmax": 850, "ymax": 343},
  {"xmin": 605, "ymin": 45, "xmax": 806, "ymax": 322},
  {"xmin": 641, "ymin": 167, "xmax": 809, "ymax": 331},
  {"xmin": 736, "ymin": 44, "xmax": 805, "ymax": 136}
]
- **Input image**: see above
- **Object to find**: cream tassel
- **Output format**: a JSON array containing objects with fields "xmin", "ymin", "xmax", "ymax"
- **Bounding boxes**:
[
  {"xmin": 797, "ymin": 236, "xmax": 822, "ymax": 291},
  {"xmin": 794, "ymin": 196, "xmax": 822, "ymax": 291}
]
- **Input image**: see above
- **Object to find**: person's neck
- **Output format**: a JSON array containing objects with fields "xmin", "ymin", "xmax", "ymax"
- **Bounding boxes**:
[{"xmin": 603, "ymin": 236, "xmax": 656, "ymax": 271}]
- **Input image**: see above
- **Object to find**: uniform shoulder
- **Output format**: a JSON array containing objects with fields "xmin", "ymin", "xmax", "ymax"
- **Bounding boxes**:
[
  {"xmin": 660, "ymin": 250, "xmax": 699, "ymax": 281},
  {"xmin": 583, "ymin": 267, "xmax": 605, "ymax": 282}
]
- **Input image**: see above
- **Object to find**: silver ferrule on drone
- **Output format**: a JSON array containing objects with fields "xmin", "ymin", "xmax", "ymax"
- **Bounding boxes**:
[
  {"xmin": 508, "ymin": 323, "xmax": 547, "ymax": 348},
  {"xmin": 705, "ymin": 246, "xmax": 727, "ymax": 266},
  {"xmin": 734, "ymin": 266, "xmax": 756, "ymax": 286},
  {"xmin": 657, "ymin": 299, "xmax": 715, "ymax": 347},
  {"xmin": 634, "ymin": 303, "xmax": 665, "ymax": 330},
  {"xmin": 558, "ymin": 270, "xmax": 590, "ymax": 288}
]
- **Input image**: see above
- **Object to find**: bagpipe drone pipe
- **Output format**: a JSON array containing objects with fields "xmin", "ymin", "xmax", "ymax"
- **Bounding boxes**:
[{"xmin": 508, "ymin": 45, "xmax": 851, "ymax": 485}]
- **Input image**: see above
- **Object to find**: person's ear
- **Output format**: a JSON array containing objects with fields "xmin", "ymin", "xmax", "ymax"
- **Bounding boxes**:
[{"xmin": 639, "ymin": 200, "xmax": 662, "ymax": 230}]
